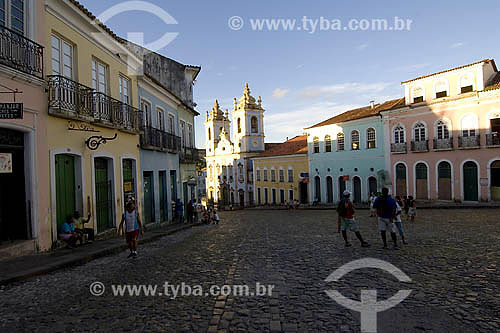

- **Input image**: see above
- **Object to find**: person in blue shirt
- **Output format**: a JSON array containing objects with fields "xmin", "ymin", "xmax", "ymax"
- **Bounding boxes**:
[
  {"xmin": 372, "ymin": 188, "xmax": 398, "ymax": 249},
  {"xmin": 59, "ymin": 215, "xmax": 82, "ymax": 248},
  {"xmin": 175, "ymin": 199, "xmax": 184, "ymax": 223}
]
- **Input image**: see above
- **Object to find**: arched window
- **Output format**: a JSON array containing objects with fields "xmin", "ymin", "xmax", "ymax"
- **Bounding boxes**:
[
  {"xmin": 366, "ymin": 128, "xmax": 376, "ymax": 148},
  {"xmin": 413, "ymin": 122, "xmax": 426, "ymax": 142},
  {"xmin": 313, "ymin": 136, "xmax": 319, "ymax": 153},
  {"xmin": 460, "ymin": 74, "xmax": 474, "ymax": 94},
  {"xmin": 436, "ymin": 119, "xmax": 450, "ymax": 140},
  {"xmin": 435, "ymin": 80, "xmax": 448, "ymax": 98},
  {"xmin": 412, "ymin": 86, "xmax": 424, "ymax": 103},
  {"xmin": 351, "ymin": 130, "xmax": 360, "ymax": 150},
  {"xmin": 461, "ymin": 114, "xmax": 478, "ymax": 137},
  {"xmin": 393, "ymin": 125, "xmax": 405, "ymax": 144},
  {"xmin": 324, "ymin": 135, "xmax": 332, "ymax": 152},
  {"xmin": 208, "ymin": 128, "xmax": 211, "ymax": 140},
  {"xmin": 237, "ymin": 118, "xmax": 241, "ymax": 133},
  {"xmin": 337, "ymin": 133, "xmax": 344, "ymax": 151},
  {"xmin": 251, "ymin": 116, "xmax": 258, "ymax": 133}
]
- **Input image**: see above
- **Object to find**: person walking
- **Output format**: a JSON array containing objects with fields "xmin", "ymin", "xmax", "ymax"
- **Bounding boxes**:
[
  {"xmin": 175, "ymin": 199, "xmax": 184, "ymax": 224},
  {"xmin": 336, "ymin": 190, "xmax": 370, "ymax": 248},
  {"xmin": 407, "ymin": 196, "xmax": 416, "ymax": 222},
  {"xmin": 394, "ymin": 196, "xmax": 407, "ymax": 244},
  {"xmin": 118, "ymin": 201, "xmax": 144, "ymax": 258},
  {"xmin": 373, "ymin": 188, "xmax": 398, "ymax": 249}
]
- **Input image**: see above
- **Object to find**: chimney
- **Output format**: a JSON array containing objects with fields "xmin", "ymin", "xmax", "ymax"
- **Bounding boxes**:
[
  {"xmin": 286, "ymin": 137, "xmax": 289, "ymax": 141},
  {"xmin": 370, "ymin": 100, "xmax": 375, "ymax": 109}
]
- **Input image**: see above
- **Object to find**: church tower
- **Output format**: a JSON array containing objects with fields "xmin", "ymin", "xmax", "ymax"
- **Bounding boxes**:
[
  {"xmin": 231, "ymin": 83, "xmax": 265, "ymax": 153},
  {"xmin": 204, "ymin": 99, "xmax": 230, "ymax": 156}
]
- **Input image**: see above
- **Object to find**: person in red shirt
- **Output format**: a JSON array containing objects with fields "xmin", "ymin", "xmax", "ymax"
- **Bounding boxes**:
[{"xmin": 337, "ymin": 190, "xmax": 370, "ymax": 248}]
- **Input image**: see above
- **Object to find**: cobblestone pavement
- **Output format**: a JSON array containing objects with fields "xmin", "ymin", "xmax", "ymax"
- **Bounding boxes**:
[{"xmin": 0, "ymin": 209, "xmax": 499, "ymax": 332}]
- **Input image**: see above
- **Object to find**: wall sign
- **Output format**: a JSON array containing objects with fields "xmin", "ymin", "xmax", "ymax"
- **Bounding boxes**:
[
  {"xmin": 0, "ymin": 153, "xmax": 13, "ymax": 173},
  {"xmin": 480, "ymin": 178, "xmax": 489, "ymax": 186},
  {"xmin": 0, "ymin": 103, "xmax": 23, "ymax": 119}
]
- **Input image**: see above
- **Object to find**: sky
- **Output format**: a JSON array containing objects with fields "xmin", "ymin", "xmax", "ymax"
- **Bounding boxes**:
[{"xmin": 81, "ymin": 0, "xmax": 500, "ymax": 148}]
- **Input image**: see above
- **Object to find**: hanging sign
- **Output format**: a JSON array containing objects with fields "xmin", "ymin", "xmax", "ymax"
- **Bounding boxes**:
[
  {"xmin": 0, "ymin": 153, "xmax": 13, "ymax": 173},
  {"xmin": 123, "ymin": 181, "xmax": 133, "ymax": 193},
  {"xmin": 0, "ymin": 103, "xmax": 23, "ymax": 119}
]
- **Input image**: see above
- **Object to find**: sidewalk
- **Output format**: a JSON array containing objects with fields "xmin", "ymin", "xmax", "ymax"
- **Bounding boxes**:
[{"xmin": 0, "ymin": 222, "xmax": 201, "ymax": 286}]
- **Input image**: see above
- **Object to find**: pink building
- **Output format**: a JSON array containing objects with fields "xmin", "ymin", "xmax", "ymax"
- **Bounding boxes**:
[
  {"xmin": 0, "ymin": 0, "xmax": 49, "ymax": 256},
  {"xmin": 382, "ymin": 59, "xmax": 500, "ymax": 202}
]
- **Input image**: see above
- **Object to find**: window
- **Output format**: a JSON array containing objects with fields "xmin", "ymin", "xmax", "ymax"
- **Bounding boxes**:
[
  {"xmin": 157, "ymin": 108, "xmax": 164, "ymax": 131},
  {"xmin": 208, "ymin": 166, "xmax": 213, "ymax": 182},
  {"xmin": 461, "ymin": 114, "xmax": 478, "ymax": 137},
  {"xmin": 256, "ymin": 169, "xmax": 261, "ymax": 181},
  {"xmin": 168, "ymin": 114, "xmax": 175, "ymax": 134},
  {"xmin": 366, "ymin": 128, "xmax": 376, "ymax": 148},
  {"xmin": 412, "ymin": 86, "xmax": 424, "ymax": 103},
  {"xmin": 180, "ymin": 121, "xmax": 186, "ymax": 147},
  {"xmin": 51, "ymin": 35, "xmax": 74, "ymax": 79},
  {"xmin": 324, "ymin": 135, "xmax": 332, "ymax": 152},
  {"xmin": 141, "ymin": 99, "xmax": 152, "ymax": 127},
  {"xmin": 237, "ymin": 118, "xmax": 241, "ymax": 133},
  {"xmin": 435, "ymin": 80, "xmax": 448, "ymax": 98},
  {"xmin": 92, "ymin": 59, "xmax": 108, "ymax": 93},
  {"xmin": 436, "ymin": 119, "xmax": 450, "ymax": 140},
  {"xmin": 1, "ymin": 0, "xmax": 24, "ymax": 35},
  {"xmin": 271, "ymin": 169, "xmax": 276, "ymax": 182},
  {"xmin": 279, "ymin": 169, "xmax": 284, "ymax": 182},
  {"xmin": 337, "ymin": 133, "xmax": 344, "ymax": 151},
  {"xmin": 393, "ymin": 125, "xmax": 405, "ymax": 143},
  {"xmin": 460, "ymin": 74, "xmax": 474, "ymax": 94},
  {"xmin": 208, "ymin": 127, "xmax": 211, "ymax": 140},
  {"xmin": 251, "ymin": 116, "xmax": 258, "ymax": 133},
  {"xmin": 119, "ymin": 75, "xmax": 130, "ymax": 104},
  {"xmin": 263, "ymin": 169, "xmax": 268, "ymax": 181},
  {"xmin": 413, "ymin": 122, "xmax": 426, "ymax": 141},
  {"xmin": 238, "ymin": 164, "xmax": 244, "ymax": 182},
  {"xmin": 288, "ymin": 169, "xmax": 293, "ymax": 182},
  {"xmin": 313, "ymin": 137, "xmax": 319, "ymax": 153},
  {"xmin": 351, "ymin": 130, "xmax": 360, "ymax": 150},
  {"xmin": 187, "ymin": 124, "xmax": 193, "ymax": 147}
]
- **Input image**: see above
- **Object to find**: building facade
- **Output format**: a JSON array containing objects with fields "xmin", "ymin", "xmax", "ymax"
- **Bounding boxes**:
[
  {"xmin": 45, "ymin": 0, "xmax": 143, "ymax": 242},
  {"xmin": 252, "ymin": 136, "xmax": 309, "ymax": 205},
  {"xmin": 383, "ymin": 59, "xmax": 500, "ymax": 202},
  {"xmin": 304, "ymin": 99, "xmax": 403, "ymax": 204},
  {"xmin": 205, "ymin": 84, "xmax": 265, "ymax": 207},
  {"xmin": 0, "ymin": 0, "xmax": 49, "ymax": 255}
]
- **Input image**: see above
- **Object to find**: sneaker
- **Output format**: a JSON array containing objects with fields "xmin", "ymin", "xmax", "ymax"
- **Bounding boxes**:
[
  {"xmin": 345, "ymin": 242, "xmax": 352, "ymax": 248},
  {"xmin": 132, "ymin": 252, "xmax": 138, "ymax": 258},
  {"xmin": 361, "ymin": 242, "xmax": 370, "ymax": 248},
  {"xmin": 127, "ymin": 252, "xmax": 134, "ymax": 258}
]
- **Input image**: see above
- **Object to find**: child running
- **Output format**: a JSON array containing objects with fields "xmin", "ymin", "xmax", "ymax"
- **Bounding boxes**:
[
  {"xmin": 337, "ymin": 190, "xmax": 370, "ymax": 248},
  {"xmin": 118, "ymin": 201, "xmax": 144, "ymax": 258}
]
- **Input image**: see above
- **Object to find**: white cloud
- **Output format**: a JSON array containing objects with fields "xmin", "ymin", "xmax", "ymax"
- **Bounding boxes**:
[
  {"xmin": 451, "ymin": 42, "xmax": 465, "ymax": 48},
  {"xmin": 272, "ymin": 88, "xmax": 290, "ymax": 99},
  {"xmin": 296, "ymin": 64, "xmax": 304, "ymax": 69},
  {"xmin": 297, "ymin": 82, "xmax": 391, "ymax": 99},
  {"xmin": 357, "ymin": 43, "xmax": 368, "ymax": 50}
]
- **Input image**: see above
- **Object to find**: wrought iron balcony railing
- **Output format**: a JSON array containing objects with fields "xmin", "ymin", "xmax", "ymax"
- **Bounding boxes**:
[
  {"xmin": 179, "ymin": 146, "xmax": 199, "ymax": 163},
  {"xmin": 391, "ymin": 142, "xmax": 407, "ymax": 153},
  {"xmin": 411, "ymin": 140, "xmax": 429, "ymax": 152},
  {"xmin": 0, "ymin": 25, "xmax": 44, "ymax": 78},
  {"xmin": 458, "ymin": 135, "xmax": 480, "ymax": 148},
  {"xmin": 486, "ymin": 133, "xmax": 500, "ymax": 147},
  {"xmin": 433, "ymin": 138, "xmax": 453, "ymax": 150},
  {"xmin": 48, "ymin": 75, "xmax": 141, "ymax": 132},
  {"xmin": 140, "ymin": 125, "xmax": 181, "ymax": 152}
]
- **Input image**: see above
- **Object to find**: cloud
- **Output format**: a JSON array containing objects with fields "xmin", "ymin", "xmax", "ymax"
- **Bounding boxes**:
[
  {"xmin": 297, "ymin": 82, "xmax": 391, "ymax": 99},
  {"xmin": 272, "ymin": 88, "xmax": 290, "ymax": 99},
  {"xmin": 296, "ymin": 64, "xmax": 304, "ymax": 69},
  {"xmin": 357, "ymin": 43, "xmax": 368, "ymax": 50},
  {"xmin": 451, "ymin": 42, "xmax": 465, "ymax": 48}
]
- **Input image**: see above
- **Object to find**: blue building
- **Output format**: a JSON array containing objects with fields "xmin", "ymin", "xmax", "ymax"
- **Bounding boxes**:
[{"xmin": 304, "ymin": 99, "xmax": 403, "ymax": 204}]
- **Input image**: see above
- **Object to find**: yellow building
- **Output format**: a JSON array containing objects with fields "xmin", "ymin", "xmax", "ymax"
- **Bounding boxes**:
[
  {"xmin": 252, "ymin": 136, "xmax": 309, "ymax": 205},
  {"xmin": 45, "ymin": 0, "xmax": 143, "ymax": 242}
]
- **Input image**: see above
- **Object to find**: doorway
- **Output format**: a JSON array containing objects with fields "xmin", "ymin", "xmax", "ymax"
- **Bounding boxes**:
[
  {"xmin": 159, "ymin": 171, "xmax": 167, "ymax": 221},
  {"xmin": 395, "ymin": 163, "xmax": 407, "ymax": 197},
  {"xmin": 326, "ymin": 176, "xmax": 333, "ymax": 203},
  {"xmin": 491, "ymin": 160, "xmax": 500, "ymax": 201},
  {"xmin": 299, "ymin": 181, "xmax": 308, "ymax": 203},
  {"xmin": 95, "ymin": 157, "xmax": 113, "ymax": 232},
  {"xmin": 368, "ymin": 176, "xmax": 377, "ymax": 197},
  {"xmin": 463, "ymin": 161, "xmax": 478, "ymax": 201},
  {"xmin": 438, "ymin": 161, "xmax": 452, "ymax": 200},
  {"xmin": 55, "ymin": 154, "xmax": 75, "ymax": 232},
  {"xmin": 353, "ymin": 176, "xmax": 361, "ymax": 203}
]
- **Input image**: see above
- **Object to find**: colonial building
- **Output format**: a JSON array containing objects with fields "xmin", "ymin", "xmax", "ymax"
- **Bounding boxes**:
[
  {"xmin": 204, "ymin": 84, "xmax": 265, "ymax": 207},
  {"xmin": 382, "ymin": 59, "xmax": 500, "ymax": 202},
  {"xmin": 0, "ymin": 0, "xmax": 49, "ymax": 255},
  {"xmin": 304, "ymin": 99, "xmax": 403, "ymax": 204},
  {"xmin": 252, "ymin": 135, "xmax": 309, "ymax": 205}
]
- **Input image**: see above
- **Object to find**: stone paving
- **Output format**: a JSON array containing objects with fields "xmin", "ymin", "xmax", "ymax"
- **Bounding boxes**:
[{"xmin": 0, "ymin": 209, "xmax": 498, "ymax": 332}]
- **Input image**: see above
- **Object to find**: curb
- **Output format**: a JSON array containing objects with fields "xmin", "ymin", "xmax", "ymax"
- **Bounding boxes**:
[{"xmin": 0, "ymin": 223, "xmax": 202, "ymax": 286}]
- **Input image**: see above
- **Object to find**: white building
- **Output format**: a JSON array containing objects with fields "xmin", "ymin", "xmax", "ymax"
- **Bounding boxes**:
[{"xmin": 204, "ymin": 84, "xmax": 265, "ymax": 206}]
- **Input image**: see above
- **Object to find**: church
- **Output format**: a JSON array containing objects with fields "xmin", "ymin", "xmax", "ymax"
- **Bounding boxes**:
[{"xmin": 204, "ymin": 83, "xmax": 268, "ymax": 207}]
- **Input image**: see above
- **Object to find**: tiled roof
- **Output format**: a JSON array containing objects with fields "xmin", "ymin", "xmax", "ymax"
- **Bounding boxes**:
[
  {"xmin": 264, "ymin": 143, "xmax": 281, "ymax": 151},
  {"xmin": 484, "ymin": 71, "xmax": 500, "ymax": 91},
  {"xmin": 256, "ymin": 136, "xmax": 308, "ymax": 158},
  {"xmin": 305, "ymin": 98, "xmax": 405, "ymax": 129},
  {"xmin": 401, "ymin": 59, "xmax": 496, "ymax": 84}
]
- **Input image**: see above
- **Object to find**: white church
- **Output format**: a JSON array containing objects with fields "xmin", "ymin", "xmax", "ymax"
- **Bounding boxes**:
[{"xmin": 204, "ymin": 83, "xmax": 266, "ymax": 207}]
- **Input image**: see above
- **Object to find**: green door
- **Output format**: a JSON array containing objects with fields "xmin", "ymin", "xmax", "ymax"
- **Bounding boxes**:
[
  {"xmin": 95, "ymin": 158, "xmax": 112, "ymax": 232},
  {"xmin": 159, "ymin": 171, "xmax": 167, "ymax": 222},
  {"xmin": 143, "ymin": 172, "xmax": 154, "ymax": 223},
  {"xmin": 463, "ymin": 161, "xmax": 478, "ymax": 201},
  {"xmin": 55, "ymin": 155, "xmax": 75, "ymax": 232}
]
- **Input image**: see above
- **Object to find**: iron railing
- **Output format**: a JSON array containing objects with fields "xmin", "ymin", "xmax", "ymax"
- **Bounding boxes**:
[
  {"xmin": 458, "ymin": 135, "xmax": 480, "ymax": 148},
  {"xmin": 140, "ymin": 125, "xmax": 181, "ymax": 152},
  {"xmin": 411, "ymin": 140, "xmax": 429, "ymax": 152},
  {"xmin": 391, "ymin": 142, "xmax": 407, "ymax": 153},
  {"xmin": 486, "ymin": 133, "xmax": 500, "ymax": 147},
  {"xmin": 433, "ymin": 138, "xmax": 453, "ymax": 150},
  {"xmin": 48, "ymin": 75, "xmax": 141, "ymax": 132},
  {"xmin": 0, "ymin": 25, "xmax": 43, "ymax": 78},
  {"xmin": 179, "ymin": 146, "xmax": 199, "ymax": 163}
]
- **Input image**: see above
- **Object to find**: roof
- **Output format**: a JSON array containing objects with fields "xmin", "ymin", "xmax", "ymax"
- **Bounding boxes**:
[
  {"xmin": 264, "ymin": 143, "xmax": 281, "ymax": 151},
  {"xmin": 484, "ymin": 71, "xmax": 500, "ymax": 91},
  {"xmin": 255, "ymin": 136, "xmax": 308, "ymax": 158},
  {"xmin": 401, "ymin": 59, "xmax": 497, "ymax": 84},
  {"xmin": 305, "ymin": 98, "xmax": 405, "ymax": 129}
]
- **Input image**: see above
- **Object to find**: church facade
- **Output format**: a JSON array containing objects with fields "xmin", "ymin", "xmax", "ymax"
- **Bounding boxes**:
[{"xmin": 204, "ymin": 84, "xmax": 265, "ymax": 207}]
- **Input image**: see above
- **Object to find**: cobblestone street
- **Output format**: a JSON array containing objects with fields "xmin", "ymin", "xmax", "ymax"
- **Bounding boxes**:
[{"xmin": 0, "ymin": 209, "xmax": 499, "ymax": 332}]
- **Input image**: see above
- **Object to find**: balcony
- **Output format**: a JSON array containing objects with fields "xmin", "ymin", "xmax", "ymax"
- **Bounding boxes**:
[
  {"xmin": 391, "ymin": 142, "xmax": 407, "ymax": 153},
  {"xmin": 411, "ymin": 140, "xmax": 429, "ymax": 152},
  {"xmin": 0, "ymin": 25, "xmax": 44, "ymax": 79},
  {"xmin": 179, "ymin": 146, "xmax": 199, "ymax": 163},
  {"xmin": 433, "ymin": 138, "xmax": 453, "ymax": 150},
  {"xmin": 458, "ymin": 135, "xmax": 480, "ymax": 149},
  {"xmin": 140, "ymin": 125, "xmax": 181, "ymax": 152},
  {"xmin": 486, "ymin": 133, "xmax": 500, "ymax": 147},
  {"xmin": 48, "ymin": 75, "xmax": 141, "ymax": 133}
]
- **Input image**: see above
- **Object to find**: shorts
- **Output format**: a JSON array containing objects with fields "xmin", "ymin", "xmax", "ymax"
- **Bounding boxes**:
[
  {"xmin": 408, "ymin": 208, "xmax": 416, "ymax": 216},
  {"xmin": 341, "ymin": 217, "xmax": 359, "ymax": 232},
  {"xmin": 125, "ymin": 230, "xmax": 139, "ymax": 242},
  {"xmin": 378, "ymin": 217, "xmax": 396, "ymax": 232}
]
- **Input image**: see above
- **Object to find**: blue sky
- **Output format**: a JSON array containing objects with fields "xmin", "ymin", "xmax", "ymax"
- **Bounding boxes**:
[{"xmin": 81, "ymin": 0, "xmax": 500, "ymax": 147}]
